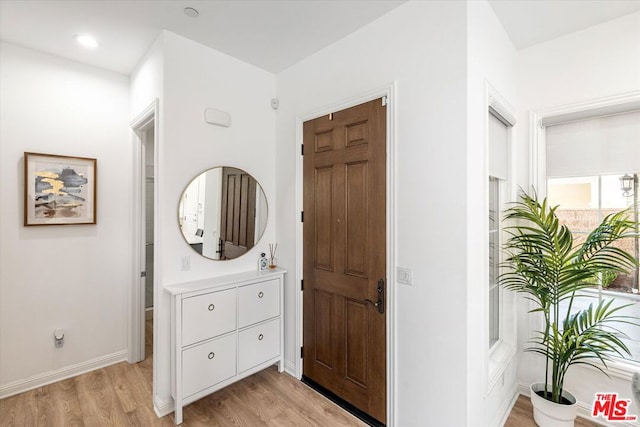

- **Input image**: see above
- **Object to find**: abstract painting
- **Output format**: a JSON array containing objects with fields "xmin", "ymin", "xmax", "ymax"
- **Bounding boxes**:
[{"xmin": 24, "ymin": 152, "xmax": 97, "ymax": 225}]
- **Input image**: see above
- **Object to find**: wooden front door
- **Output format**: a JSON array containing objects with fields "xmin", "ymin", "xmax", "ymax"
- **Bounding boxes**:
[
  {"xmin": 219, "ymin": 167, "xmax": 257, "ymax": 259},
  {"xmin": 303, "ymin": 98, "xmax": 387, "ymax": 423}
]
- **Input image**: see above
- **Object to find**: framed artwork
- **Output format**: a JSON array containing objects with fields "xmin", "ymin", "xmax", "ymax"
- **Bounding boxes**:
[{"xmin": 24, "ymin": 152, "xmax": 97, "ymax": 226}]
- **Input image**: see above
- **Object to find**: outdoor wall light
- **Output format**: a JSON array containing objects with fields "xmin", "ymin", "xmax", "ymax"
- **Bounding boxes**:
[{"xmin": 620, "ymin": 174, "xmax": 634, "ymax": 197}]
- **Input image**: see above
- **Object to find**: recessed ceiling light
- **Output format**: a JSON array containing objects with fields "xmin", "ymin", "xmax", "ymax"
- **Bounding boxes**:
[
  {"xmin": 184, "ymin": 7, "xmax": 199, "ymax": 18},
  {"xmin": 74, "ymin": 34, "xmax": 98, "ymax": 49}
]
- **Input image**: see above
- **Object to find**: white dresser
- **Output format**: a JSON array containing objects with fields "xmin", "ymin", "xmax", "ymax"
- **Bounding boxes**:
[{"xmin": 165, "ymin": 268, "xmax": 286, "ymax": 425}]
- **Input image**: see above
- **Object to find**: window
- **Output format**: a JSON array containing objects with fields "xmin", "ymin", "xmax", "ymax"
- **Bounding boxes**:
[
  {"xmin": 547, "ymin": 174, "xmax": 640, "ymax": 363},
  {"xmin": 488, "ymin": 177, "xmax": 500, "ymax": 347},
  {"xmin": 488, "ymin": 109, "xmax": 511, "ymax": 349},
  {"xmin": 485, "ymin": 89, "xmax": 517, "ymax": 390},
  {"xmin": 544, "ymin": 108, "xmax": 640, "ymax": 363}
]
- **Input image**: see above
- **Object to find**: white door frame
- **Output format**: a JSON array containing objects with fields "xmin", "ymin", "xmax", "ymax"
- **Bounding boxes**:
[
  {"xmin": 294, "ymin": 83, "xmax": 397, "ymax": 426},
  {"xmin": 129, "ymin": 99, "xmax": 159, "ymax": 364}
]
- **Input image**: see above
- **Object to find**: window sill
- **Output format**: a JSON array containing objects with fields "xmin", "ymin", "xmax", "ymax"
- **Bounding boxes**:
[
  {"xmin": 551, "ymin": 287, "xmax": 640, "ymax": 379},
  {"xmin": 600, "ymin": 288, "xmax": 640, "ymax": 301},
  {"xmin": 577, "ymin": 358, "xmax": 640, "ymax": 381},
  {"xmin": 577, "ymin": 286, "xmax": 640, "ymax": 300}
]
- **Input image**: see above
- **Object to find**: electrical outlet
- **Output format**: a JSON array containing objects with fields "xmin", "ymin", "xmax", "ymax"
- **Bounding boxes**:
[
  {"xmin": 397, "ymin": 267, "xmax": 412, "ymax": 285},
  {"xmin": 181, "ymin": 256, "xmax": 191, "ymax": 271}
]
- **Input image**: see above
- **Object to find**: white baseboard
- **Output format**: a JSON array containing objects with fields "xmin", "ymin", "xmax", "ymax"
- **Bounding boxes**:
[
  {"xmin": 518, "ymin": 383, "xmax": 634, "ymax": 427},
  {"xmin": 284, "ymin": 360, "xmax": 297, "ymax": 378},
  {"xmin": 154, "ymin": 395, "xmax": 175, "ymax": 418},
  {"xmin": 0, "ymin": 349, "xmax": 128, "ymax": 399},
  {"xmin": 497, "ymin": 386, "xmax": 520, "ymax": 427}
]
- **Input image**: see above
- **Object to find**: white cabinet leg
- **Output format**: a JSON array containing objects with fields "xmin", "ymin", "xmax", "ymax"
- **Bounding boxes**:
[{"xmin": 175, "ymin": 404, "xmax": 183, "ymax": 425}]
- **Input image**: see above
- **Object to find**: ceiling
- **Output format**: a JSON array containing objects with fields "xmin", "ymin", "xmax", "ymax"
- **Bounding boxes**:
[
  {"xmin": 488, "ymin": 0, "xmax": 640, "ymax": 49},
  {"xmin": 1, "ymin": 0, "xmax": 639, "ymax": 76},
  {"xmin": 0, "ymin": 0, "xmax": 406, "ymax": 75}
]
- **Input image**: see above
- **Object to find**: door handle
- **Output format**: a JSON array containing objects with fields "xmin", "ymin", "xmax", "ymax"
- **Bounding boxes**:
[{"xmin": 365, "ymin": 278, "xmax": 385, "ymax": 314}]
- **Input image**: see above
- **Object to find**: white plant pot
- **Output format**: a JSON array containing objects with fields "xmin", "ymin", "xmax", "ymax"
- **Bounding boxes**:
[{"xmin": 530, "ymin": 383, "xmax": 578, "ymax": 427}]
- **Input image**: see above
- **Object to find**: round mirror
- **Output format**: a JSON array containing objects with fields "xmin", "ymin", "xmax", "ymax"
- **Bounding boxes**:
[{"xmin": 178, "ymin": 167, "xmax": 267, "ymax": 260}]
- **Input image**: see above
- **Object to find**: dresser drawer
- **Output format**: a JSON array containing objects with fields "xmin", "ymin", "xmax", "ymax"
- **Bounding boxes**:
[
  {"xmin": 182, "ymin": 333, "xmax": 236, "ymax": 398},
  {"xmin": 238, "ymin": 279, "xmax": 279, "ymax": 328},
  {"xmin": 238, "ymin": 318, "xmax": 279, "ymax": 372},
  {"xmin": 182, "ymin": 288, "xmax": 236, "ymax": 346}
]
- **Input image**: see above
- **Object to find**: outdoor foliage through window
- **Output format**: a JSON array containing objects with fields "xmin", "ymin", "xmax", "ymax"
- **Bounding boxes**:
[{"xmin": 547, "ymin": 174, "xmax": 639, "ymax": 293}]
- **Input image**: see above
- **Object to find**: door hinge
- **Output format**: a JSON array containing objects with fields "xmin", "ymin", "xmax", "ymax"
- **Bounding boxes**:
[
  {"xmin": 300, "ymin": 347, "xmax": 304, "ymax": 358},
  {"xmin": 328, "ymin": 113, "xmax": 333, "ymax": 121},
  {"xmin": 301, "ymin": 144, "xmax": 304, "ymax": 155},
  {"xmin": 301, "ymin": 279, "xmax": 304, "ymax": 291},
  {"xmin": 382, "ymin": 96, "xmax": 388, "ymax": 107},
  {"xmin": 301, "ymin": 211, "xmax": 304, "ymax": 222},
  {"xmin": 140, "ymin": 271, "xmax": 146, "ymax": 278}
]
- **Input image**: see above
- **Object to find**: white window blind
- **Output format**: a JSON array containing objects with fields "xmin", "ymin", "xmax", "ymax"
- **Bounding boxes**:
[
  {"xmin": 546, "ymin": 111, "xmax": 640, "ymax": 178},
  {"xmin": 489, "ymin": 112, "xmax": 509, "ymax": 180}
]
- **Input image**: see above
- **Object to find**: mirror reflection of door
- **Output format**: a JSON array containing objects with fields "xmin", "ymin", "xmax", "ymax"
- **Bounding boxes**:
[
  {"xmin": 219, "ymin": 167, "xmax": 257, "ymax": 259},
  {"xmin": 178, "ymin": 167, "xmax": 267, "ymax": 260}
]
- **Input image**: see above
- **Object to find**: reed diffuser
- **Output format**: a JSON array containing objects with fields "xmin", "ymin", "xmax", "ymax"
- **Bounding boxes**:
[{"xmin": 268, "ymin": 243, "xmax": 278, "ymax": 269}]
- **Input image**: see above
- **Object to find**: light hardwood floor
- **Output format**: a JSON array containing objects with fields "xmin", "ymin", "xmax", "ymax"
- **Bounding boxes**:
[
  {"xmin": 0, "ymin": 320, "xmax": 598, "ymax": 426},
  {"xmin": 0, "ymin": 320, "xmax": 367, "ymax": 427}
]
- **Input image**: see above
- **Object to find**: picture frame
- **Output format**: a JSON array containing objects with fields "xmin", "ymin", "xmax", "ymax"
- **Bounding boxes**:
[{"xmin": 24, "ymin": 152, "xmax": 97, "ymax": 226}]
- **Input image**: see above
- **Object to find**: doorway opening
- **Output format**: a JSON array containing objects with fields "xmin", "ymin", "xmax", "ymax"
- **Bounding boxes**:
[
  {"xmin": 130, "ymin": 99, "xmax": 158, "ymax": 371},
  {"xmin": 142, "ymin": 124, "xmax": 155, "ymax": 368},
  {"xmin": 143, "ymin": 126, "xmax": 155, "ymax": 326}
]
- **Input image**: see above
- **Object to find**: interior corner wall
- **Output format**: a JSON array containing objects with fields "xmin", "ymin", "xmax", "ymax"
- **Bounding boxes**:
[
  {"xmin": 466, "ymin": 1, "xmax": 519, "ymax": 426},
  {"xmin": 147, "ymin": 31, "xmax": 277, "ymax": 407},
  {"xmin": 516, "ymin": 10, "xmax": 640, "ymax": 414},
  {"xmin": 275, "ymin": 2, "xmax": 469, "ymax": 425},
  {"xmin": 0, "ymin": 42, "xmax": 131, "ymax": 394},
  {"xmin": 131, "ymin": 33, "xmax": 164, "ymax": 119}
]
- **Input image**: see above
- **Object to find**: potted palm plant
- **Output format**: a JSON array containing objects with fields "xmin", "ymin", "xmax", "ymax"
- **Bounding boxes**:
[{"xmin": 501, "ymin": 190, "xmax": 639, "ymax": 427}]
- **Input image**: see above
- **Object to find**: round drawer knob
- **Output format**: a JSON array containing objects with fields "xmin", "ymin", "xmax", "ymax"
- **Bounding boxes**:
[
  {"xmin": 258, "ymin": 291, "xmax": 264, "ymax": 298},
  {"xmin": 258, "ymin": 334, "xmax": 264, "ymax": 341},
  {"xmin": 208, "ymin": 352, "xmax": 215, "ymax": 359},
  {"xmin": 208, "ymin": 304, "xmax": 215, "ymax": 311}
]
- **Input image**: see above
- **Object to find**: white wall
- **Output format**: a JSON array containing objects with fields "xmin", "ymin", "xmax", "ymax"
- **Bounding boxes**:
[
  {"xmin": 130, "ymin": 33, "xmax": 163, "ymax": 121},
  {"xmin": 516, "ymin": 11, "xmax": 640, "ymax": 419},
  {"xmin": 276, "ymin": 2, "xmax": 470, "ymax": 425},
  {"xmin": 130, "ymin": 31, "xmax": 277, "ymax": 411},
  {"xmin": 0, "ymin": 42, "xmax": 131, "ymax": 395},
  {"xmin": 466, "ymin": 2, "xmax": 519, "ymax": 426},
  {"xmin": 517, "ymin": 11, "xmax": 640, "ymax": 193}
]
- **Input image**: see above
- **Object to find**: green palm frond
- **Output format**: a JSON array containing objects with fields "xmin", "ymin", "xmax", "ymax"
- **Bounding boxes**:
[{"xmin": 500, "ymin": 189, "xmax": 639, "ymax": 404}]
